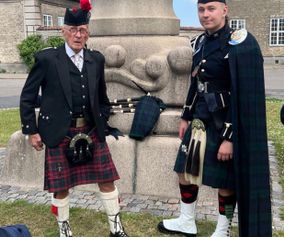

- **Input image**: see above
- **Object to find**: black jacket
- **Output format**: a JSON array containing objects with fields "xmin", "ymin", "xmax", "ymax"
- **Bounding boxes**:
[
  {"xmin": 181, "ymin": 26, "xmax": 232, "ymax": 140},
  {"xmin": 20, "ymin": 45, "xmax": 110, "ymax": 147}
]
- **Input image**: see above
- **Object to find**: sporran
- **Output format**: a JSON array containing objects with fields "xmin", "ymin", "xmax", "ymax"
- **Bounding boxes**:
[
  {"xmin": 65, "ymin": 131, "xmax": 94, "ymax": 166},
  {"xmin": 183, "ymin": 119, "xmax": 206, "ymax": 186}
]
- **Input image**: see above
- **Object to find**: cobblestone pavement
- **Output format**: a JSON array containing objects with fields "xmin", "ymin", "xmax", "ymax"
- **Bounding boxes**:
[{"xmin": 0, "ymin": 142, "xmax": 283, "ymax": 231}]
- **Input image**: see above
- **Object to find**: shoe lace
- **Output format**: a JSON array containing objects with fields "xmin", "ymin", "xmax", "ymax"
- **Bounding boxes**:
[
  {"xmin": 227, "ymin": 219, "xmax": 232, "ymax": 237},
  {"xmin": 61, "ymin": 221, "xmax": 72, "ymax": 237},
  {"xmin": 111, "ymin": 213, "xmax": 129, "ymax": 237},
  {"xmin": 115, "ymin": 230, "xmax": 129, "ymax": 237}
]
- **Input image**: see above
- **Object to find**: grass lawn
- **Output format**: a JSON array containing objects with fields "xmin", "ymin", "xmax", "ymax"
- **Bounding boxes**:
[
  {"xmin": 0, "ymin": 200, "xmax": 282, "ymax": 236},
  {"xmin": 266, "ymin": 98, "xmax": 284, "ymax": 186},
  {"xmin": 0, "ymin": 200, "xmax": 220, "ymax": 237},
  {"xmin": 0, "ymin": 99, "xmax": 283, "ymax": 236},
  {"xmin": 0, "ymin": 108, "xmax": 20, "ymax": 147}
]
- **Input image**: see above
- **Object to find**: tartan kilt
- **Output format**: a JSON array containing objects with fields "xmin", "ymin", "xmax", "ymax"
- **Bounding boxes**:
[
  {"xmin": 44, "ymin": 126, "xmax": 119, "ymax": 193},
  {"xmin": 174, "ymin": 121, "xmax": 235, "ymax": 189}
]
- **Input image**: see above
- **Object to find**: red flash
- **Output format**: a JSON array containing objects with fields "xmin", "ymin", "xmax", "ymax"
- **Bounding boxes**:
[{"xmin": 80, "ymin": 0, "xmax": 92, "ymax": 11}]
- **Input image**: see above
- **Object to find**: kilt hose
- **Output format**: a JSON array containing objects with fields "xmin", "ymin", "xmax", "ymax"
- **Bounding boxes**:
[
  {"xmin": 44, "ymin": 125, "xmax": 119, "ymax": 193},
  {"xmin": 174, "ymin": 121, "xmax": 235, "ymax": 190}
]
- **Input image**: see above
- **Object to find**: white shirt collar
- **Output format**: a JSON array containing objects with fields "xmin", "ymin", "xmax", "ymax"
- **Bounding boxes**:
[{"xmin": 65, "ymin": 43, "xmax": 84, "ymax": 59}]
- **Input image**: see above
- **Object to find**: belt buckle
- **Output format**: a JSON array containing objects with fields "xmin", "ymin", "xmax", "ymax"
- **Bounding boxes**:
[
  {"xmin": 76, "ymin": 118, "xmax": 86, "ymax": 127},
  {"xmin": 198, "ymin": 81, "xmax": 204, "ymax": 92},
  {"xmin": 197, "ymin": 81, "xmax": 208, "ymax": 93}
]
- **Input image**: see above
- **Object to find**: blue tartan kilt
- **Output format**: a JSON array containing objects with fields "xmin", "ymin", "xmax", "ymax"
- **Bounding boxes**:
[{"xmin": 174, "ymin": 122, "xmax": 235, "ymax": 189}]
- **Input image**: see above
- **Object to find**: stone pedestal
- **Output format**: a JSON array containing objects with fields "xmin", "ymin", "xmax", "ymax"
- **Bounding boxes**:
[
  {"xmin": 88, "ymin": 0, "xmax": 191, "ymax": 107},
  {"xmin": 90, "ymin": 0, "xmax": 180, "ymax": 36},
  {"xmin": 0, "ymin": 131, "xmax": 180, "ymax": 198},
  {"xmin": 0, "ymin": 131, "xmax": 44, "ymax": 188},
  {"xmin": 88, "ymin": 36, "xmax": 191, "ymax": 106}
]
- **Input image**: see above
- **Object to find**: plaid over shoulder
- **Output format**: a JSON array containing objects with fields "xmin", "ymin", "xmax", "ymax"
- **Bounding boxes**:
[{"xmin": 229, "ymin": 32, "xmax": 272, "ymax": 237}]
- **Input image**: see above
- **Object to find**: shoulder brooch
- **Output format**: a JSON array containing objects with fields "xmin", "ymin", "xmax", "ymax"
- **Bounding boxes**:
[{"xmin": 229, "ymin": 29, "xmax": 248, "ymax": 45}]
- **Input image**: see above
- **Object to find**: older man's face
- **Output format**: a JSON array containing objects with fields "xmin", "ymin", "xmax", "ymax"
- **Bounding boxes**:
[{"xmin": 62, "ymin": 25, "xmax": 89, "ymax": 53}]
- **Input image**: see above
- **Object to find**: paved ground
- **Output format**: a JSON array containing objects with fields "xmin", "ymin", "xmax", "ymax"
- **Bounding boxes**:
[
  {"xmin": 0, "ymin": 141, "xmax": 283, "ymax": 231},
  {"xmin": 264, "ymin": 66, "xmax": 284, "ymax": 99},
  {"xmin": 0, "ymin": 78, "xmax": 25, "ymax": 109}
]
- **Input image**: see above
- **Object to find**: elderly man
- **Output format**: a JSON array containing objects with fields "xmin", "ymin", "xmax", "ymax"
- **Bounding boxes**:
[
  {"xmin": 20, "ymin": 1, "xmax": 129, "ymax": 237},
  {"xmin": 158, "ymin": 0, "xmax": 272, "ymax": 236}
]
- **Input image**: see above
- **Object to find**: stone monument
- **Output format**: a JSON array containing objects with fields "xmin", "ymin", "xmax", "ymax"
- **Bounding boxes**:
[
  {"xmin": 1, "ymin": 0, "xmax": 193, "ymax": 198},
  {"xmin": 87, "ymin": 0, "xmax": 192, "ymax": 197}
]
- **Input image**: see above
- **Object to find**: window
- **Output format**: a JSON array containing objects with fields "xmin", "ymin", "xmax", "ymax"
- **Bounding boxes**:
[
  {"xmin": 43, "ymin": 14, "xmax": 53, "ymax": 27},
  {"xmin": 229, "ymin": 19, "xmax": 246, "ymax": 30},
  {"xmin": 58, "ymin": 17, "xmax": 64, "ymax": 26},
  {"xmin": 270, "ymin": 18, "xmax": 284, "ymax": 46}
]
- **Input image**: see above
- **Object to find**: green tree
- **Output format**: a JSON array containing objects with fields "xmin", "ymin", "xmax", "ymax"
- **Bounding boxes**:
[
  {"xmin": 46, "ymin": 36, "xmax": 64, "ymax": 48},
  {"xmin": 17, "ymin": 35, "xmax": 45, "ymax": 70},
  {"xmin": 18, "ymin": 35, "xmax": 64, "ymax": 71}
]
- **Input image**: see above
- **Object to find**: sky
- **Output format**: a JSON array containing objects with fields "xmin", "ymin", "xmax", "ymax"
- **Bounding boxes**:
[{"xmin": 173, "ymin": 0, "xmax": 201, "ymax": 27}]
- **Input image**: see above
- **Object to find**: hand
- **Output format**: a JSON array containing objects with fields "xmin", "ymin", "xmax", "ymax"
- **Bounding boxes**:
[
  {"xmin": 179, "ymin": 119, "xmax": 189, "ymax": 140},
  {"xmin": 29, "ymin": 133, "xmax": 44, "ymax": 151},
  {"xmin": 217, "ymin": 140, "xmax": 233, "ymax": 161}
]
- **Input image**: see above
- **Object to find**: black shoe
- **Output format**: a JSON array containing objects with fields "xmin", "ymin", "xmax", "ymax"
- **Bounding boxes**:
[
  {"xmin": 157, "ymin": 221, "xmax": 196, "ymax": 237},
  {"xmin": 59, "ymin": 221, "xmax": 73, "ymax": 237},
  {"xmin": 109, "ymin": 230, "xmax": 129, "ymax": 237}
]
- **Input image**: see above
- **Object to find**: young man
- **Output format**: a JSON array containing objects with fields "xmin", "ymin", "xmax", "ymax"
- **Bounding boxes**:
[
  {"xmin": 20, "ymin": 1, "xmax": 129, "ymax": 237},
  {"xmin": 157, "ymin": 0, "xmax": 272, "ymax": 236}
]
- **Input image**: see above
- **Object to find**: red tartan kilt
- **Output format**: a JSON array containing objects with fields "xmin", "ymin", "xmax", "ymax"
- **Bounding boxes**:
[{"xmin": 44, "ymin": 126, "xmax": 119, "ymax": 193}]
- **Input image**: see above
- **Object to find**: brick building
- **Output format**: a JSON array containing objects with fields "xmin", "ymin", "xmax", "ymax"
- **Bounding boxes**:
[
  {"xmin": 180, "ymin": 1, "xmax": 284, "ymax": 64},
  {"xmin": 1, "ymin": 0, "xmax": 283, "ymax": 70},
  {"xmin": 227, "ymin": 0, "xmax": 284, "ymax": 64},
  {"xmin": 0, "ymin": 0, "xmax": 78, "ymax": 72}
]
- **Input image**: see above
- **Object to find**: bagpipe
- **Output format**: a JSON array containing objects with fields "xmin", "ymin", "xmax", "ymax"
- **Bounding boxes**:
[
  {"xmin": 110, "ymin": 79, "xmax": 167, "ymax": 140},
  {"xmin": 110, "ymin": 93, "xmax": 166, "ymax": 140},
  {"xmin": 110, "ymin": 97, "xmax": 140, "ymax": 114}
]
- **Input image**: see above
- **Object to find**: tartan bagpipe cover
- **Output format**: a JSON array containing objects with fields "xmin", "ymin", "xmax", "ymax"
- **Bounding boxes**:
[{"xmin": 129, "ymin": 95, "xmax": 166, "ymax": 140}]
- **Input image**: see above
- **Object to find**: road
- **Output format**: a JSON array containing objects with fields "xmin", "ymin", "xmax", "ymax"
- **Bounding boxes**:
[
  {"xmin": 0, "ymin": 66, "xmax": 283, "ymax": 108},
  {"xmin": 264, "ymin": 66, "xmax": 284, "ymax": 99},
  {"xmin": 0, "ymin": 79, "xmax": 25, "ymax": 108}
]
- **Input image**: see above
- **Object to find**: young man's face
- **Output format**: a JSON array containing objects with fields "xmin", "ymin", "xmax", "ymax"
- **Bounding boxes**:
[
  {"xmin": 62, "ymin": 24, "xmax": 89, "ymax": 53},
  {"xmin": 198, "ymin": 2, "xmax": 228, "ymax": 34}
]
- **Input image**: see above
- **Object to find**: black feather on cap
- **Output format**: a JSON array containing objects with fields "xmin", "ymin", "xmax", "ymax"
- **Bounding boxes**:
[
  {"xmin": 198, "ymin": 0, "xmax": 226, "ymax": 3},
  {"xmin": 64, "ymin": 0, "xmax": 92, "ymax": 26}
]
